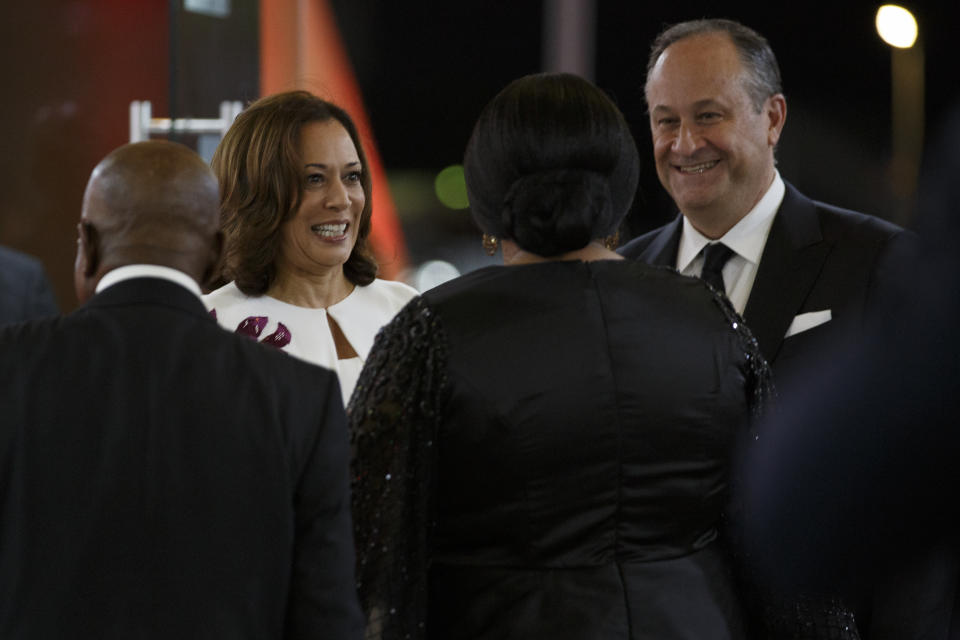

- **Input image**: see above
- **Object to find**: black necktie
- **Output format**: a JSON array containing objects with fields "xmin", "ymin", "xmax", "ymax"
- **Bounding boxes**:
[{"xmin": 700, "ymin": 243, "xmax": 734, "ymax": 294}]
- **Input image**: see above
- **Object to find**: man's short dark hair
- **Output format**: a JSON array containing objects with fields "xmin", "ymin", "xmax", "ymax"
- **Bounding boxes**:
[{"xmin": 646, "ymin": 18, "xmax": 783, "ymax": 112}]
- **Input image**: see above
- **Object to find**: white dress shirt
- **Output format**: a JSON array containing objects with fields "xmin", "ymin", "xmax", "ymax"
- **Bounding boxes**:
[{"xmin": 676, "ymin": 171, "xmax": 785, "ymax": 314}]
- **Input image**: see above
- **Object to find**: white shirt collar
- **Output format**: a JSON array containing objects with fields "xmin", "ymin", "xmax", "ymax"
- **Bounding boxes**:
[
  {"xmin": 95, "ymin": 264, "xmax": 204, "ymax": 302},
  {"xmin": 677, "ymin": 171, "xmax": 785, "ymax": 271}
]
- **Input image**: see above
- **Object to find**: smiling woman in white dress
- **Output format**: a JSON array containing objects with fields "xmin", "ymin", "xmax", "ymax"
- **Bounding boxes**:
[{"xmin": 203, "ymin": 91, "xmax": 417, "ymax": 404}]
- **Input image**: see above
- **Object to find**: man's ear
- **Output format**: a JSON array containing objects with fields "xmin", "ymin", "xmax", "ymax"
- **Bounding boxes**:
[
  {"xmin": 200, "ymin": 230, "xmax": 225, "ymax": 292},
  {"xmin": 766, "ymin": 93, "xmax": 787, "ymax": 147},
  {"xmin": 77, "ymin": 220, "xmax": 99, "ymax": 276},
  {"xmin": 73, "ymin": 220, "xmax": 100, "ymax": 304}
]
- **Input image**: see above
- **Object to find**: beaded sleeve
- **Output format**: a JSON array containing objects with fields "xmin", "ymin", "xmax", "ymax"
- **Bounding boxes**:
[
  {"xmin": 347, "ymin": 297, "xmax": 448, "ymax": 640},
  {"xmin": 708, "ymin": 285, "xmax": 775, "ymax": 428}
]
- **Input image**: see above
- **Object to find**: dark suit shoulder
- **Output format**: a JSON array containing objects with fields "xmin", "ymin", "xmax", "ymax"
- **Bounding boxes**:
[
  {"xmin": 798, "ymin": 191, "xmax": 915, "ymax": 282},
  {"xmin": 779, "ymin": 181, "xmax": 906, "ymax": 246},
  {"xmin": 218, "ymin": 330, "xmax": 346, "ymax": 482},
  {"xmin": 811, "ymin": 198, "xmax": 906, "ymax": 241},
  {"xmin": 2, "ymin": 287, "xmax": 340, "ymax": 412},
  {"xmin": 617, "ymin": 215, "xmax": 684, "ymax": 266}
]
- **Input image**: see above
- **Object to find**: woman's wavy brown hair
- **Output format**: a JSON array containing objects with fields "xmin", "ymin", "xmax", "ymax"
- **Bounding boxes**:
[{"xmin": 212, "ymin": 91, "xmax": 377, "ymax": 295}]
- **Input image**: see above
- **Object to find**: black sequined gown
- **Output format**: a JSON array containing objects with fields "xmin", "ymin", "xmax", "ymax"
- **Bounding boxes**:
[{"xmin": 349, "ymin": 259, "xmax": 772, "ymax": 640}]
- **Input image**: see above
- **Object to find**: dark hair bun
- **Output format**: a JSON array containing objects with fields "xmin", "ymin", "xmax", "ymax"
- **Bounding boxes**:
[
  {"xmin": 464, "ymin": 73, "xmax": 639, "ymax": 257},
  {"xmin": 502, "ymin": 169, "xmax": 613, "ymax": 256}
]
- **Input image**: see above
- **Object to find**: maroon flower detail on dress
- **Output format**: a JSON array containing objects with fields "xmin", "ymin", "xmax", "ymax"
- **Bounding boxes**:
[
  {"xmin": 235, "ymin": 316, "xmax": 268, "ymax": 338},
  {"xmin": 209, "ymin": 309, "xmax": 217, "ymax": 320},
  {"xmin": 261, "ymin": 322, "xmax": 292, "ymax": 348},
  {"xmin": 233, "ymin": 316, "xmax": 292, "ymax": 350}
]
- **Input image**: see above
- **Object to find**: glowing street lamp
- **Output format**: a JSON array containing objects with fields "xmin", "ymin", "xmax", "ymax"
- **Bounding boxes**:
[
  {"xmin": 876, "ymin": 4, "xmax": 923, "ymax": 223},
  {"xmin": 876, "ymin": 5, "xmax": 918, "ymax": 48}
]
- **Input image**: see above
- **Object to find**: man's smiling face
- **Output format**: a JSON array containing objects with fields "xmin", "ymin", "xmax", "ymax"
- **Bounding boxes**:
[{"xmin": 646, "ymin": 32, "xmax": 785, "ymax": 237}]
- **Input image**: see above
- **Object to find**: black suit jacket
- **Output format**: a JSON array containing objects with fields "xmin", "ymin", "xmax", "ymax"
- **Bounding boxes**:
[
  {"xmin": 619, "ymin": 181, "xmax": 908, "ymax": 382},
  {"xmin": 622, "ymin": 186, "xmax": 951, "ymax": 637},
  {"xmin": 0, "ymin": 277, "xmax": 363, "ymax": 639},
  {"xmin": 0, "ymin": 245, "xmax": 59, "ymax": 326}
]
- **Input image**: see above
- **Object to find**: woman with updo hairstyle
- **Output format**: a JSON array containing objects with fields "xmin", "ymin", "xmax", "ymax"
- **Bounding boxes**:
[
  {"xmin": 464, "ymin": 69, "xmax": 638, "ymax": 261},
  {"xmin": 349, "ymin": 73, "xmax": 772, "ymax": 639},
  {"xmin": 203, "ymin": 91, "xmax": 417, "ymax": 405}
]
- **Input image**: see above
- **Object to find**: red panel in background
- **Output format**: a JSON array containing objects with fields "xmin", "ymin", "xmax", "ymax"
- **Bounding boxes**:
[
  {"xmin": 0, "ymin": 0, "xmax": 169, "ymax": 311},
  {"xmin": 260, "ymin": 0, "xmax": 409, "ymax": 280}
]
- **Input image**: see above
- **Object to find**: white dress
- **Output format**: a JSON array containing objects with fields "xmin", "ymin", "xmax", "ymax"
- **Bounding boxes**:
[{"xmin": 203, "ymin": 278, "xmax": 419, "ymax": 405}]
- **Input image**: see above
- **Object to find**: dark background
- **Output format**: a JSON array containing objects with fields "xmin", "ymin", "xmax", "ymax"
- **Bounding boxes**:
[
  {"xmin": 332, "ymin": 0, "xmax": 958, "ymax": 242},
  {"xmin": 1, "ymin": 0, "xmax": 955, "ymax": 309}
]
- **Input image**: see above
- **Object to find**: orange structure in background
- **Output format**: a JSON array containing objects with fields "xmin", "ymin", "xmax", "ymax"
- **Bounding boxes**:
[{"xmin": 260, "ymin": 0, "xmax": 409, "ymax": 279}]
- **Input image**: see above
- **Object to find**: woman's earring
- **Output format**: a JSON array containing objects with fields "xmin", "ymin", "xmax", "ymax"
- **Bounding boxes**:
[
  {"xmin": 482, "ymin": 233, "xmax": 498, "ymax": 256},
  {"xmin": 603, "ymin": 231, "xmax": 620, "ymax": 251}
]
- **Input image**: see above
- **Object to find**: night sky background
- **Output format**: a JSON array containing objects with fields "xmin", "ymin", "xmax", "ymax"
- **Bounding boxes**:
[{"xmin": 330, "ymin": 0, "xmax": 959, "ymax": 268}]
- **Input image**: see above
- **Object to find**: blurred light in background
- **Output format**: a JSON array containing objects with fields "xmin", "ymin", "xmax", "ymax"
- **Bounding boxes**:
[
  {"xmin": 876, "ymin": 3, "xmax": 923, "ymax": 223},
  {"xmin": 434, "ymin": 165, "xmax": 470, "ymax": 210},
  {"xmin": 388, "ymin": 170, "xmax": 441, "ymax": 217},
  {"xmin": 876, "ymin": 5, "xmax": 918, "ymax": 48},
  {"xmin": 411, "ymin": 259, "xmax": 461, "ymax": 292}
]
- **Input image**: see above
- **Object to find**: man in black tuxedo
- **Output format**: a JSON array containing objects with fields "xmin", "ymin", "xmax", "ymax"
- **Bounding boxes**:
[
  {"xmin": 619, "ymin": 18, "xmax": 941, "ymax": 639},
  {"xmin": 0, "ymin": 244, "xmax": 59, "ymax": 325},
  {"xmin": 0, "ymin": 140, "xmax": 363, "ymax": 639},
  {"xmin": 619, "ymin": 18, "xmax": 907, "ymax": 385}
]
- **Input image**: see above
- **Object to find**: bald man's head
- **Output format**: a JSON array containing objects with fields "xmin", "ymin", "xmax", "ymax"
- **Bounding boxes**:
[{"xmin": 74, "ymin": 141, "xmax": 222, "ymax": 303}]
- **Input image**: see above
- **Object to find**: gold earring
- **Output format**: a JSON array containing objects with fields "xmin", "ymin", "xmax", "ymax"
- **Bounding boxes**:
[
  {"xmin": 603, "ymin": 231, "xmax": 620, "ymax": 251},
  {"xmin": 482, "ymin": 233, "xmax": 498, "ymax": 256}
]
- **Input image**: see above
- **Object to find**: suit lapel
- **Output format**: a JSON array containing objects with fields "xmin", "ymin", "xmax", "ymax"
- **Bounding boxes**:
[
  {"xmin": 638, "ymin": 215, "xmax": 683, "ymax": 267},
  {"xmin": 743, "ymin": 182, "xmax": 830, "ymax": 363}
]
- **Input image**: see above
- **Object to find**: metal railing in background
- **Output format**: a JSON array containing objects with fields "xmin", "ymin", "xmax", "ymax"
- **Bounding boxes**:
[{"xmin": 129, "ymin": 100, "xmax": 244, "ymax": 161}]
